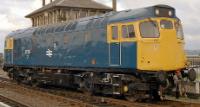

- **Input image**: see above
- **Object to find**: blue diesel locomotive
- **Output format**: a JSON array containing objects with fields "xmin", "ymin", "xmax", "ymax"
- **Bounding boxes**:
[{"xmin": 4, "ymin": 5, "xmax": 188, "ymax": 100}]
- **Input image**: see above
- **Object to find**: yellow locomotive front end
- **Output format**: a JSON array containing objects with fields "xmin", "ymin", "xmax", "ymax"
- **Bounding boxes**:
[
  {"xmin": 132, "ymin": 6, "xmax": 188, "ymax": 100},
  {"xmin": 137, "ymin": 18, "xmax": 186, "ymax": 71},
  {"xmin": 136, "ymin": 9, "xmax": 187, "ymax": 72}
]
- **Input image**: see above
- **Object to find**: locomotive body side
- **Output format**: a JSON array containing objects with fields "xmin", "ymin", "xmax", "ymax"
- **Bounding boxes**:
[
  {"xmin": 6, "ymin": 19, "xmax": 137, "ymax": 71},
  {"xmin": 13, "ymin": 23, "xmax": 109, "ymax": 68}
]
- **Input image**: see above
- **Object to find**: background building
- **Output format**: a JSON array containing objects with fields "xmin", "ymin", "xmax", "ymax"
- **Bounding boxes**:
[{"xmin": 26, "ymin": 0, "xmax": 117, "ymax": 27}]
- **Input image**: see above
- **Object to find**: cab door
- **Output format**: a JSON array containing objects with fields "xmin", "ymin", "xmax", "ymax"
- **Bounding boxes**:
[
  {"xmin": 108, "ymin": 25, "xmax": 121, "ymax": 66},
  {"xmin": 120, "ymin": 24, "xmax": 137, "ymax": 68}
]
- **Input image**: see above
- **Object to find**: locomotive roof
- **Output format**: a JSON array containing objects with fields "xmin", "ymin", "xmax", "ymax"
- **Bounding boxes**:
[{"xmin": 8, "ymin": 4, "xmax": 176, "ymax": 39}]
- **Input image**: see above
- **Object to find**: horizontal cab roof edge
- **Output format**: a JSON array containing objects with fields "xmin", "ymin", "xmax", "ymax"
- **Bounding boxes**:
[{"xmin": 154, "ymin": 4, "xmax": 175, "ymax": 9}]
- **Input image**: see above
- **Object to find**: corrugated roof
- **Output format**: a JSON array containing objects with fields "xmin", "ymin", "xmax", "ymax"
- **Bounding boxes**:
[{"xmin": 26, "ymin": 0, "xmax": 113, "ymax": 18}]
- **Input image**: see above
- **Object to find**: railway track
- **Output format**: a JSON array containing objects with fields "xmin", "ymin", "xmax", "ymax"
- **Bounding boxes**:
[
  {"xmin": 0, "ymin": 76, "xmax": 199, "ymax": 107},
  {"xmin": 0, "ymin": 77, "xmax": 98, "ymax": 107},
  {"xmin": 0, "ymin": 94, "xmax": 28, "ymax": 107}
]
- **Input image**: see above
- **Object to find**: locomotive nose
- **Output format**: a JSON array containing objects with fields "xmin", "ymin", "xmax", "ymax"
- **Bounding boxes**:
[{"xmin": 137, "ymin": 19, "xmax": 186, "ymax": 71}]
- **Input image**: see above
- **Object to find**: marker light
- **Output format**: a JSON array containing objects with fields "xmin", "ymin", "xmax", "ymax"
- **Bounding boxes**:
[
  {"xmin": 168, "ymin": 11, "xmax": 172, "ymax": 16},
  {"xmin": 155, "ymin": 9, "xmax": 160, "ymax": 15}
]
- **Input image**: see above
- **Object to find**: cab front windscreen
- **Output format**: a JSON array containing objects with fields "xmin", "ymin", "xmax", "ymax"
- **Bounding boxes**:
[{"xmin": 140, "ymin": 21, "xmax": 160, "ymax": 38}]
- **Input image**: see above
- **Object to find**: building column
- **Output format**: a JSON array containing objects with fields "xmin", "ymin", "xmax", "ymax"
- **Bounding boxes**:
[
  {"xmin": 58, "ymin": 9, "xmax": 61, "ymax": 22},
  {"xmin": 34, "ymin": 17, "xmax": 36, "ymax": 26},
  {"xmin": 52, "ymin": 11, "xmax": 54, "ymax": 24},
  {"xmin": 37, "ymin": 16, "xmax": 39, "ymax": 26},
  {"xmin": 66, "ymin": 10, "xmax": 68, "ymax": 22},
  {"xmin": 41, "ymin": 15, "xmax": 43, "ymax": 26},
  {"xmin": 38, "ymin": 16, "xmax": 39, "ymax": 26},
  {"xmin": 69, "ymin": 9, "xmax": 72, "ymax": 20},
  {"xmin": 41, "ymin": 15, "xmax": 42, "ymax": 25},
  {"xmin": 47, "ymin": 13, "xmax": 49, "ymax": 25},
  {"xmin": 78, "ymin": 9, "xmax": 81, "ymax": 18},
  {"xmin": 53, "ymin": 10, "xmax": 56, "ymax": 23},
  {"xmin": 31, "ymin": 18, "xmax": 34, "ymax": 27},
  {"xmin": 35, "ymin": 18, "xmax": 37, "ymax": 26},
  {"xmin": 96, "ymin": 10, "xmax": 99, "ymax": 15},
  {"xmin": 86, "ymin": 10, "xmax": 90, "ymax": 17},
  {"xmin": 41, "ymin": 15, "xmax": 46, "ymax": 25},
  {"xmin": 46, "ymin": 14, "xmax": 48, "ymax": 25},
  {"xmin": 49, "ymin": 12, "xmax": 51, "ymax": 24},
  {"xmin": 55, "ymin": 10, "xmax": 58, "ymax": 23},
  {"xmin": 39, "ymin": 16, "xmax": 42, "ymax": 26},
  {"xmin": 62, "ymin": 9, "xmax": 66, "ymax": 22}
]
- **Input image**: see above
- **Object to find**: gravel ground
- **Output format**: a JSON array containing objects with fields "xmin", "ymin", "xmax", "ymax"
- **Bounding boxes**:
[{"xmin": 0, "ymin": 69, "xmax": 9, "ymax": 79}]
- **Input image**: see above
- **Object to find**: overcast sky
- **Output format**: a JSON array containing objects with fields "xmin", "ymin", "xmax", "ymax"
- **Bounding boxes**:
[{"xmin": 0, "ymin": 0, "xmax": 199, "ymax": 52}]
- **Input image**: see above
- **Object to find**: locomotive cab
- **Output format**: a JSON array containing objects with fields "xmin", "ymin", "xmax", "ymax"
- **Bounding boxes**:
[
  {"xmin": 137, "ymin": 18, "xmax": 186, "ymax": 71},
  {"xmin": 107, "ymin": 5, "xmax": 187, "ymax": 72},
  {"xmin": 106, "ymin": 6, "xmax": 187, "ymax": 100},
  {"xmin": 135, "ymin": 5, "xmax": 187, "ymax": 72}
]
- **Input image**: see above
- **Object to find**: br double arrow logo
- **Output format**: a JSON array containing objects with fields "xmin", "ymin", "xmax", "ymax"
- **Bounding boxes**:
[{"xmin": 46, "ymin": 49, "xmax": 53, "ymax": 58}]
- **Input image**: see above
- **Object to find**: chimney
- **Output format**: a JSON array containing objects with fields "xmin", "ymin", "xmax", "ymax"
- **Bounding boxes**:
[
  {"xmin": 42, "ymin": 0, "xmax": 45, "ymax": 6},
  {"xmin": 112, "ymin": 0, "xmax": 117, "ymax": 11}
]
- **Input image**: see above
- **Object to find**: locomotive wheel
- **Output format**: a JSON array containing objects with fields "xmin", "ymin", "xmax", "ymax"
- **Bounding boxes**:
[
  {"xmin": 30, "ymin": 76, "xmax": 41, "ymax": 87},
  {"xmin": 126, "ymin": 95, "xmax": 138, "ymax": 102},
  {"xmin": 7, "ymin": 68, "xmax": 14, "ymax": 80},
  {"xmin": 15, "ymin": 76, "xmax": 23, "ymax": 84},
  {"xmin": 82, "ymin": 73, "xmax": 94, "ymax": 96},
  {"xmin": 83, "ymin": 79, "xmax": 94, "ymax": 96},
  {"xmin": 8, "ymin": 72, "xmax": 14, "ymax": 80},
  {"xmin": 125, "ymin": 91, "xmax": 146, "ymax": 102},
  {"xmin": 150, "ymin": 89, "xmax": 161, "ymax": 101},
  {"xmin": 31, "ymin": 80, "xmax": 40, "ymax": 87}
]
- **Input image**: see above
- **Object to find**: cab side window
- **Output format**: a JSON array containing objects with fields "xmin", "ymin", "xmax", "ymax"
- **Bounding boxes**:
[
  {"xmin": 160, "ymin": 20, "xmax": 173, "ymax": 29},
  {"xmin": 111, "ymin": 26, "xmax": 118, "ymax": 40},
  {"xmin": 122, "ymin": 25, "xmax": 135, "ymax": 38},
  {"xmin": 5, "ymin": 38, "xmax": 14, "ymax": 49},
  {"xmin": 122, "ymin": 25, "xmax": 128, "ymax": 38},
  {"xmin": 175, "ymin": 20, "xmax": 184, "ymax": 40},
  {"xmin": 128, "ymin": 25, "xmax": 135, "ymax": 38}
]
